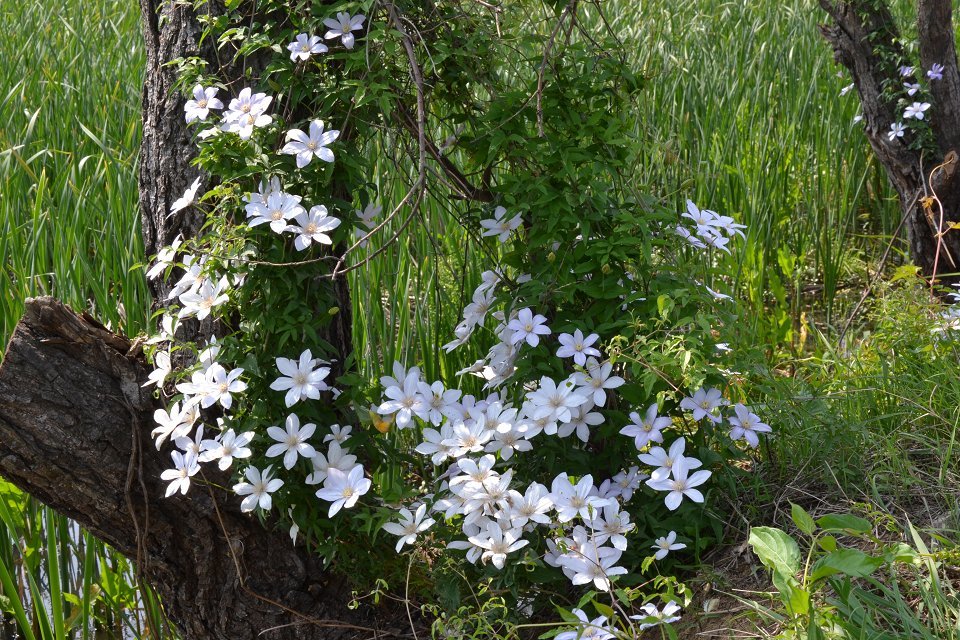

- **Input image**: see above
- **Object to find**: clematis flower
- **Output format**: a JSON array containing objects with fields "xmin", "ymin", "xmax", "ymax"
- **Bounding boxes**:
[
  {"xmin": 246, "ymin": 191, "xmax": 306, "ymax": 234},
  {"xmin": 270, "ymin": 349, "xmax": 331, "ymax": 407},
  {"xmin": 143, "ymin": 349, "xmax": 171, "ymax": 388},
  {"xmin": 904, "ymin": 82, "xmax": 921, "ymax": 96},
  {"xmin": 184, "ymin": 85, "xmax": 223, "ymax": 123},
  {"xmin": 468, "ymin": 520, "xmax": 528, "ymax": 569},
  {"xmin": 646, "ymin": 457, "xmax": 711, "ymax": 510},
  {"xmin": 888, "ymin": 122, "xmax": 906, "ymax": 141},
  {"xmin": 323, "ymin": 12, "xmax": 366, "ymax": 49},
  {"xmin": 169, "ymin": 177, "xmax": 202, "ymax": 216},
  {"xmin": 928, "ymin": 63, "xmax": 944, "ymax": 81},
  {"xmin": 620, "ymin": 404, "xmax": 670, "ymax": 449},
  {"xmin": 315, "ymin": 464, "xmax": 371, "ymax": 516},
  {"xmin": 281, "ymin": 120, "xmax": 340, "ymax": 168},
  {"xmin": 266, "ymin": 413, "xmax": 318, "ymax": 469},
  {"xmin": 638, "ymin": 437, "xmax": 700, "ymax": 481},
  {"xmin": 679, "ymin": 387, "xmax": 724, "ymax": 423},
  {"xmin": 306, "ymin": 440, "xmax": 357, "ymax": 485},
  {"xmin": 479, "ymin": 206, "xmax": 523, "ymax": 242},
  {"xmin": 199, "ymin": 429, "xmax": 254, "ymax": 470},
  {"xmin": 550, "ymin": 473, "xmax": 611, "ymax": 522},
  {"xmin": 904, "ymin": 102, "xmax": 931, "ymax": 120},
  {"xmin": 555, "ymin": 609, "xmax": 614, "ymax": 640},
  {"xmin": 728, "ymin": 403, "xmax": 772, "ymax": 448},
  {"xmin": 556, "ymin": 329, "xmax": 601, "ymax": 366},
  {"xmin": 652, "ymin": 530, "xmax": 686, "ymax": 560},
  {"xmin": 234, "ymin": 465, "xmax": 284, "ymax": 512},
  {"xmin": 287, "ymin": 205, "xmax": 341, "ymax": 250},
  {"xmin": 287, "ymin": 33, "xmax": 327, "ymax": 61},
  {"xmin": 507, "ymin": 308, "xmax": 551, "ymax": 347},
  {"xmin": 178, "ymin": 276, "xmax": 230, "ymax": 321},
  {"xmin": 382, "ymin": 504, "xmax": 435, "ymax": 552},
  {"xmin": 161, "ymin": 451, "xmax": 199, "ymax": 497},
  {"xmin": 631, "ymin": 601, "xmax": 682, "ymax": 630}
]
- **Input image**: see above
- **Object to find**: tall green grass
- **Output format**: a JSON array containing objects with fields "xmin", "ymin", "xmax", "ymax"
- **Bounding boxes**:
[
  {"xmin": 606, "ymin": 0, "xmax": 902, "ymax": 345},
  {"xmin": 0, "ymin": 0, "xmax": 150, "ymax": 344},
  {"xmin": 0, "ymin": 0, "xmax": 164, "ymax": 636}
]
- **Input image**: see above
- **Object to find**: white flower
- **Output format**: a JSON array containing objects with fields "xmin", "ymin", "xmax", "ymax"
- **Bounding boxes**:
[
  {"xmin": 550, "ymin": 473, "xmax": 611, "ymax": 522},
  {"xmin": 151, "ymin": 401, "xmax": 197, "ymax": 449},
  {"xmin": 146, "ymin": 236, "xmax": 183, "ymax": 281},
  {"xmin": 558, "ymin": 538, "xmax": 627, "ymax": 591},
  {"xmin": 246, "ymin": 191, "xmax": 306, "ymax": 234},
  {"xmin": 904, "ymin": 102, "xmax": 931, "ymax": 120},
  {"xmin": 178, "ymin": 276, "xmax": 230, "ymax": 321},
  {"xmin": 160, "ymin": 451, "xmax": 199, "ymax": 497},
  {"xmin": 638, "ymin": 437, "xmax": 700, "ymax": 481},
  {"xmin": 199, "ymin": 429, "xmax": 254, "ymax": 470},
  {"xmin": 323, "ymin": 424, "xmax": 352, "ymax": 444},
  {"xmin": 169, "ymin": 177, "xmax": 202, "ymax": 216},
  {"xmin": 234, "ymin": 465, "xmax": 284, "ymax": 512},
  {"xmin": 904, "ymin": 82, "xmax": 921, "ymax": 96},
  {"xmin": 556, "ymin": 329, "xmax": 601, "ymax": 366},
  {"xmin": 306, "ymin": 440, "xmax": 357, "ymax": 485},
  {"xmin": 507, "ymin": 308, "xmax": 551, "ymax": 347},
  {"xmin": 222, "ymin": 88, "xmax": 273, "ymax": 140},
  {"xmin": 652, "ymin": 530, "xmax": 686, "ymax": 560},
  {"xmin": 899, "ymin": 65, "xmax": 915, "ymax": 77},
  {"xmin": 631, "ymin": 601, "xmax": 682, "ymax": 630},
  {"xmin": 184, "ymin": 85, "xmax": 223, "ymax": 123},
  {"xmin": 645, "ymin": 457, "xmax": 712, "ymax": 511},
  {"xmin": 266, "ymin": 413, "xmax": 318, "ymax": 469},
  {"xmin": 202, "ymin": 363, "xmax": 247, "ymax": 410},
  {"xmin": 588, "ymin": 503, "xmax": 635, "ymax": 550},
  {"xmin": 507, "ymin": 482, "xmax": 553, "ymax": 528},
  {"xmin": 576, "ymin": 358, "xmax": 625, "ymax": 407},
  {"xmin": 728, "ymin": 403, "xmax": 772, "ymax": 448},
  {"xmin": 468, "ymin": 520, "xmax": 528, "ymax": 569},
  {"xmin": 679, "ymin": 387, "xmax": 724, "ymax": 423},
  {"xmin": 839, "ymin": 83, "xmax": 854, "ymax": 96},
  {"xmin": 479, "ymin": 206, "xmax": 523, "ymax": 242},
  {"xmin": 287, "ymin": 205, "xmax": 341, "ymax": 250},
  {"xmin": 378, "ymin": 371, "xmax": 429, "ymax": 428},
  {"xmin": 281, "ymin": 120, "xmax": 340, "ymax": 168},
  {"xmin": 323, "ymin": 12, "xmax": 365, "ymax": 49},
  {"xmin": 382, "ymin": 504, "xmax": 435, "ymax": 552},
  {"xmin": 270, "ymin": 349, "xmax": 331, "ymax": 407},
  {"xmin": 527, "ymin": 376, "xmax": 589, "ymax": 427},
  {"xmin": 174, "ymin": 424, "xmax": 205, "ymax": 458},
  {"xmin": 888, "ymin": 121, "xmax": 906, "ymax": 141},
  {"xmin": 676, "ymin": 225, "xmax": 706, "ymax": 249},
  {"xmin": 928, "ymin": 63, "xmax": 944, "ymax": 81},
  {"xmin": 705, "ymin": 285, "xmax": 731, "ymax": 301},
  {"xmin": 315, "ymin": 465, "xmax": 371, "ymax": 516},
  {"xmin": 619, "ymin": 404, "xmax": 670, "ymax": 449},
  {"xmin": 143, "ymin": 349, "xmax": 171, "ymax": 388},
  {"xmin": 287, "ymin": 33, "xmax": 327, "ymax": 61},
  {"xmin": 555, "ymin": 609, "xmax": 614, "ymax": 640}
]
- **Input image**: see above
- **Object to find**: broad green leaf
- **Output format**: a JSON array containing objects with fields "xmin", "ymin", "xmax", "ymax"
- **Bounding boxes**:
[
  {"xmin": 749, "ymin": 527, "xmax": 801, "ymax": 575},
  {"xmin": 811, "ymin": 549, "xmax": 883, "ymax": 581},
  {"xmin": 791, "ymin": 503, "xmax": 815, "ymax": 535},
  {"xmin": 815, "ymin": 514, "xmax": 872, "ymax": 535}
]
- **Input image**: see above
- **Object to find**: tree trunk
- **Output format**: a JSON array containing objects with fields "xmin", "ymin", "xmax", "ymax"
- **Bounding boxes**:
[
  {"xmin": 0, "ymin": 1, "xmax": 403, "ymax": 638},
  {"xmin": 0, "ymin": 298, "xmax": 410, "ymax": 639},
  {"xmin": 820, "ymin": 0, "xmax": 960, "ymax": 283}
]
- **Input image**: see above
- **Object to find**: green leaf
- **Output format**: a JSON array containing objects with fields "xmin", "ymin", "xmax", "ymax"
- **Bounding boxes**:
[
  {"xmin": 815, "ymin": 514, "xmax": 872, "ymax": 535},
  {"xmin": 791, "ymin": 503, "xmax": 815, "ymax": 535},
  {"xmin": 592, "ymin": 601, "xmax": 616, "ymax": 619},
  {"xmin": 811, "ymin": 549, "xmax": 883, "ymax": 581},
  {"xmin": 749, "ymin": 527, "xmax": 801, "ymax": 576}
]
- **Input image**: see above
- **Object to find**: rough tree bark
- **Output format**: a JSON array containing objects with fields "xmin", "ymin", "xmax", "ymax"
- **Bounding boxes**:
[
  {"xmin": 0, "ymin": 0, "xmax": 403, "ymax": 638},
  {"xmin": 820, "ymin": 0, "xmax": 960, "ymax": 282}
]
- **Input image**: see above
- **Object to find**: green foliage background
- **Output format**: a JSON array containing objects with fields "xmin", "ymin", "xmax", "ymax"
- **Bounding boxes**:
[{"xmin": 0, "ymin": 0, "xmax": 956, "ymax": 637}]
